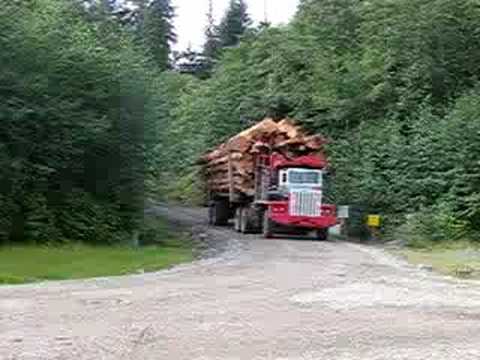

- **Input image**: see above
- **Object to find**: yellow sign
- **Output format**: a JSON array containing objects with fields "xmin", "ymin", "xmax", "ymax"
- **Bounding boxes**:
[{"xmin": 367, "ymin": 215, "xmax": 381, "ymax": 227}]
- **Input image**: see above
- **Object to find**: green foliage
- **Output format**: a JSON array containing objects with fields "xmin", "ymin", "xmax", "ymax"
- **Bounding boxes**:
[
  {"xmin": 204, "ymin": 0, "xmax": 219, "ymax": 53},
  {"xmin": 139, "ymin": 0, "xmax": 176, "ymax": 69},
  {"xmin": 23, "ymin": 194, "xmax": 63, "ymax": 245},
  {"xmin": 358, "ymin": 0, "xmax": 480, "ymax": 118},
  {"xmin": 54, "ymin": 191, "xmax": 127, "ymax": 245},
  {"xmin": 0, "ymin": 0, "xmax": 173, "ymax": 244},
  {"xmin": 0, "ymin": 196, "xmax": 17, "ymax": 244},
  {"xmin": 218, "ymin": 0, "xmax": 252, "ymax": 48},
  {"xmin": 161, "ymin": 169, "xmax": 206, "ymax": 206},
  {"xmin": 397, "ymin": 203, "xmax": 470, "ymax": 248}
]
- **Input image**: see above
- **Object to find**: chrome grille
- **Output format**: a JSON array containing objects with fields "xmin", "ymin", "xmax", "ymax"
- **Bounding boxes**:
[{"xmin": 289, "ymin": 190, "xmax": 322, "ymax": 217}]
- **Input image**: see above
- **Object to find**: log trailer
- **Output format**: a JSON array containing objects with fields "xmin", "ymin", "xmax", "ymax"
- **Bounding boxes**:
[{"xmin": 201, "ymin": 118, "xmax": 338, "ymax": 240}]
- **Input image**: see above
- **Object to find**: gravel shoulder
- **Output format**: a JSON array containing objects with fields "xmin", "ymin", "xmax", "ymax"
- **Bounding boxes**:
[{"xmin": 2, "ymin": 205, "xmax": 480, "ymax": 360}]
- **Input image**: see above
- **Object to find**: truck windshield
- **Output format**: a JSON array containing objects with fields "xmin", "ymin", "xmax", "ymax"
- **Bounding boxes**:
[{"xmin": 289, "ymin": 171, "xmax": 321, "ymax": 185}]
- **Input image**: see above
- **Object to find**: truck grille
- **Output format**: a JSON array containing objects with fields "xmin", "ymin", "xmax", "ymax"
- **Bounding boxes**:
[{"xmin": 289, "ymin": 190, "xmax": 322, "ymax": 217}]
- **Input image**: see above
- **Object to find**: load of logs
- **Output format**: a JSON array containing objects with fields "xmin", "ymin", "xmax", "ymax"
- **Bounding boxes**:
[{"xmin": 199, "ymin": 118, "xmax": 327, "ymax": 196}]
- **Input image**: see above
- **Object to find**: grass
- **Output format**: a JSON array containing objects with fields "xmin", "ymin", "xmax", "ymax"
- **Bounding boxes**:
[
  {"xmin": 0, "ymin": 217, "xmax": 194, "ymax": 285},
  {"xmin": 397, "ymin": 242, "xmax": 480, "ymax": 279},
  {"xmin": 0, "ymin": 244, "xmax": 193, "ymax": 285}
]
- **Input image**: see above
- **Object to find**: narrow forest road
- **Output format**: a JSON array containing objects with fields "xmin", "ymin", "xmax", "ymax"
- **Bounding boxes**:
[{"xmin": 2, "ymin": 206, "xmax": 480, "ymax": 360}]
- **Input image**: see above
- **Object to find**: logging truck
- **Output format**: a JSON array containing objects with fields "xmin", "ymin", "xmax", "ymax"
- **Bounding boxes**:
[{"xmin": 200, "ymin": 118, "xmax": 338, "ymax": 240}]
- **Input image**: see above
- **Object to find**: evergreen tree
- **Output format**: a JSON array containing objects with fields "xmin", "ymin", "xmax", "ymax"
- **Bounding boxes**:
[
  {"xmin": 218, "ymin": 0, "xmax": 251, "ymax": 48},
  {"xmin": 202, "ymin": 0, "xmax": 220, "ymax": 71},
  {"xmin": 139, "ymin": 0, "xmax": 176, "ymax": 69}
]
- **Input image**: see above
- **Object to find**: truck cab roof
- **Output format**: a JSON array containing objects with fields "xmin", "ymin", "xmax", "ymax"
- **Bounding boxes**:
[{"xmin": 271, "ymin": 153, "xmax": 328, "ymax": 170}]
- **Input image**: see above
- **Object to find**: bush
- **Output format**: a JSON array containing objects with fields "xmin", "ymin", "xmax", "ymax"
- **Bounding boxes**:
[
  {"xmin": 55, "ymin": 191, "xmax": 127, "ymax": 245},
  {"xmin": 161, "ymin": 169, "xmax": 207, "ymax": 206},
  {"xmin": 398, "ymin": 202, "xmax": 470, "ymax": 248},
  {"xmin": 0, "ymin": 195, "xmax": 18, "ymax": 244},
  {"xmin": 23, "ymin": 194, "xmax": 64, "ymax": 245}
]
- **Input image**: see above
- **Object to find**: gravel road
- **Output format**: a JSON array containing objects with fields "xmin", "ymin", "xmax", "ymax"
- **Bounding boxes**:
[{"xmin": 2, "ymin": 205, "xmax": 480, "ymax": 360}]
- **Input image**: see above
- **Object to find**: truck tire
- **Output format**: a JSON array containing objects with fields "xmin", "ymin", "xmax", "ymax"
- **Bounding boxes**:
[
  {"xmin": 315, "ymin": 228, "xmax": 329, "ymax": 241},
  {"xmin": 262, "ymin": 211, "xmax": 274, "ymax": 239},
  {"xmin": 209, "ymin": 199, "xmax": 230, "ymax": 226}
]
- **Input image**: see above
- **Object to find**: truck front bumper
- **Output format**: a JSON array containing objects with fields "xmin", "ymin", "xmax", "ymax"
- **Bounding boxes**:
[{"xmin": 269, "ymin": 214, "xmax": 338, "ymax": 229}]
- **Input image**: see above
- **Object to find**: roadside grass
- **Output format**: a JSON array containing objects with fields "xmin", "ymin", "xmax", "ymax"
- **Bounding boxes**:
[
  {"xmin": 0, "ymin": 244, "xmax": 193, "ymax": 285},
  {"xmin": 0, "ymin": 220, "xmax": 193, "ymax": 285},
  {"xmin": 397, "ymin": 242, "xmax": 480, "ymax": 279}
]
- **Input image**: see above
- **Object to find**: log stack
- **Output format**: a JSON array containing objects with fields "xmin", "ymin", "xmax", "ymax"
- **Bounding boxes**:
[{"xmin": 200, "ymin": 118, "xmax": 327, "ymax": 196}]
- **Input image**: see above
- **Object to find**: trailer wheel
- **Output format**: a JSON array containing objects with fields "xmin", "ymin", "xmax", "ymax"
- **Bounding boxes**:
[
  {"xmin": 262, "ymin": 211, "xmax": 274, "ymax": 239},
  {"xmin": 209, "ymin": 200, "xmax": 229, "ymax": 226},
  {"xmin": 315, "ymin": 228, "xmax": 329, "ymax": 241}
]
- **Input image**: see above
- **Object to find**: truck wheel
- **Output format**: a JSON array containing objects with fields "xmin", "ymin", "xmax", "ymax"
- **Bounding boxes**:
[
  {"xmin": 262, "ymin": 211, "xmax": 274, "ymax": 239},
  {"xmin": 315, "ymin": 228, "xmax": 329, "ymax": 241},
  {"xmin": 210, "ymin": 200, "xmax": 229, "ymax": 226},
  {"xmin": 233, "ymin": 208, "xmax": 242, "ymax": 232}
]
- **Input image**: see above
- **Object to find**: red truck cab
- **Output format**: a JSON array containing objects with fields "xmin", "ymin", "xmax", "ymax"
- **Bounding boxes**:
[{"xmin": 260, "ymin": 153, "xmax": 337, "ymax": 240}]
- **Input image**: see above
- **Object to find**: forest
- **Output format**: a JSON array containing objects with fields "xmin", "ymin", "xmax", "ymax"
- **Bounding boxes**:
[{"xmin": 2, "ymin": 0, "xmax": 480, "ymax": 246}]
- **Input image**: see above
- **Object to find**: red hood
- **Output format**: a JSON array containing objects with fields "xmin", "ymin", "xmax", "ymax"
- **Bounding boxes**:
[{"xmin": 271, "ymin": 153, "xmax": 328, "ymax": 170}]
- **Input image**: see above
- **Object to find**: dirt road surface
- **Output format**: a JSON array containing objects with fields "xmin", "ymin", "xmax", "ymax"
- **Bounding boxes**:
[{"xmin": 2, "ymin": 206, "xmax": 480, "ymax": 360}]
